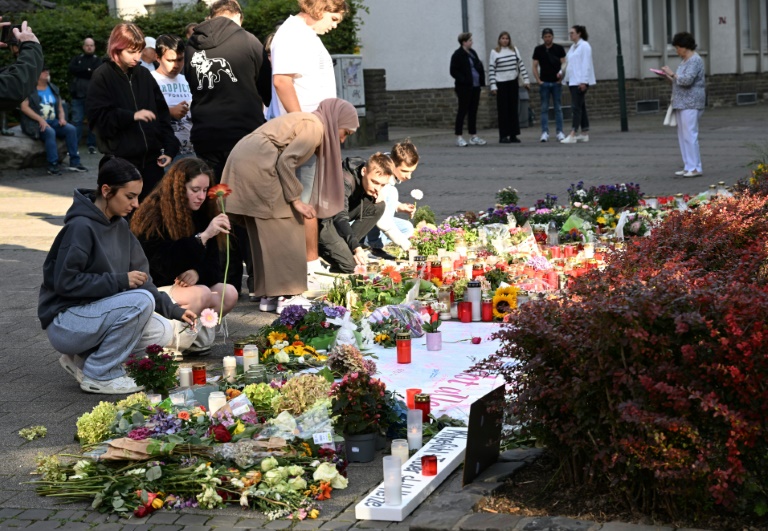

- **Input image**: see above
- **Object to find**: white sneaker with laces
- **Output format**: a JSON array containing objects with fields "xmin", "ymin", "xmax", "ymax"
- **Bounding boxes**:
[
  {"xmin": 259, "ymin": 296, "xmax": 278, "ymax": 312},
  {"xmin": 80, "ymin": 375, "xmax": 143, "ymax": 395},
  {"xmin": 560, "ymin": 135, "xmax": 578, "ymax": 144},
  {"xmin": 575, "ymin": 134, "xmax": 590, "ymax": 143},
  {"xmin": 469, "ymin": 136, "xmax": 487, "ymax": 146},
  {"xmin": 276, "ymin": 295, "xmax": 314, "ymax": 314},
  {"xmin": 456, "ymin": 136, "xmax": 468, "ymax": 147},
  {"xmin": 556, "ymin": 132, "xmax": 566, "ymax": 141},
  {"xmin": 59, "ymin": 354, "xmax": 84, "ymax": 383},
  {"xmin": 540, "ymin": 132, "xmax": 549, "ymax": 143},
  {"xmin": 674, "ymin": 170, "xmax": 686, "ymax": 176}
]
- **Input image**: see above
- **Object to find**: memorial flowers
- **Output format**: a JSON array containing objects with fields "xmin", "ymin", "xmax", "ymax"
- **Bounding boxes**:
[
  {"xmin": 125, "ymin": 344, "xmax": 179, "ymax": 397},
  {"xmin": 207, "ymin": 183, "xmax": 232, "ymax": 324}
]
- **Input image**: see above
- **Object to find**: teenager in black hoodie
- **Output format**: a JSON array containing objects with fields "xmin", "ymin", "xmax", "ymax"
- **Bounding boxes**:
[
  {"xmin": 39, "ymin": 157, "xmax": 195, "ymax": 395},
  {"xmin": 88, "ymin": 23, "xmax": 179, "ymax": 202}
]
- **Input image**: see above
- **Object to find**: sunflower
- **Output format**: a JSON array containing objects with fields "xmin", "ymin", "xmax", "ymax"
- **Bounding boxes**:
[
  {"xmin": 268, "ymin": 331, "xmax": 287, "ymax": 345},
  {"xmin": 492, "ymin": 286, "xmax": 518, "ymax": 319}
]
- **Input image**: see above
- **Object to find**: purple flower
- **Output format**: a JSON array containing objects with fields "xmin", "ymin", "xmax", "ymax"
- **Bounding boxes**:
[
  {"xmin": 323, "ymin": 305, "xmax": 347, "ymax": 319},
  {"xmin": 279, "ymin": 305, "xmax": 308, "ymax": 326},
  {"xmin": 127, "ymin": 427, "xmax": 152, "ymax": 440}
]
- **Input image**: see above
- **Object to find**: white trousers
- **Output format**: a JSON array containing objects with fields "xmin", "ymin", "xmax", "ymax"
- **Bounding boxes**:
[{"xmin": 676, "ymin": 109, "xmax": 703, "ymax": 172}]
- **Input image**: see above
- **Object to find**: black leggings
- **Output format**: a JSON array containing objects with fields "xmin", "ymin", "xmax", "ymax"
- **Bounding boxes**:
[
  {"xmin": 569, "ymin": 85, "xmax": 589, "ymax": 133},
  {"xmin": 454, "ymin": 85, "xmax": 481, "ymax": 136},
  {"xmin": 496, "ymin": 80, "xmax": 520, "ymax": 138}
]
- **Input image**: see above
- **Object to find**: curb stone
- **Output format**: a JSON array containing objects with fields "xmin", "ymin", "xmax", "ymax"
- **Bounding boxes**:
[{"xmin": 515, "ymin": 516, "xmax": 602, "ymax": 531}]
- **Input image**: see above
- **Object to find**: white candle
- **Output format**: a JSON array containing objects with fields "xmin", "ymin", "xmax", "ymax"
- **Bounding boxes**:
[
  {"xmin": 242, "ymin": 345, "xmax": 259, "ymax": 371},
  {"xmin": 383, "ymin": 456, "xmax": 402, "ymax": 506},
  {"xmin": 408, "ymin": 249, "xmax": 418, "ymax": 263},
  {"xmin": 391, "ymin": 439, "xmax": 410, "ymax": 465},
  {"xmin": 178, "ymin": 367, "xmax": 192, "ymax": 387},
  {"xmin": 146, "ymin": 393, "xmax": 162, "ymax": 405},
  {"xmin": 406, "ymin": 409, "xmax": 423, "ymax": 451},
  {"xmin": 222, "ymin": 356, "xmax": 237, "ymax": 383},
  {"xmin": 208, "ymin": 391, "xmax": 226, "ymax": 414}
]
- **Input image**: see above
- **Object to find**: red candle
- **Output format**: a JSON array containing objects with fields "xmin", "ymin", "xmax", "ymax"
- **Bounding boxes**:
[
  {"xmin": 481, "ymin": 298, "xmax": 493, "ymax": 321},
  {"xmin": 472, "ymin": 264, "xmax": 484, "ymax": 278},
  {"xmin": 192, "ymin": 364, "xmax": 206, "ymax": 385},
  {"xmin": 414, "ymin": 393, "xmax": 430, "ymax": 422},
  {"xmin": 546, "ymin": 270, "xmax": 558, "ymax": 288},
  {"xmin": 421, "ymin": 455, "xmax": 437, "ymax": 476},
  {"xmin": 430, "ymin": 261, "xmax": 442, "ymax": 281},
  {"xmin": 458, "ymin": 301, "xmax": 472, "ymax": 323},
  {"xmin": 396, "ymin": 332, "xmax": 412, "ymax": 364}
]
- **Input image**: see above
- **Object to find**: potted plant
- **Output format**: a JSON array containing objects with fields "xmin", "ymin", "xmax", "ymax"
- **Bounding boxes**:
[
  {"xmin": 330, "ymin": 372, "xmax": 391, "ymax": 463},
  {"xmin": 125, "ymin": 344, "xmax": 179, "ymax": 398},
  {"xmin": 422, "ymin": 317, "xmax": 442, "ymax": 351}
]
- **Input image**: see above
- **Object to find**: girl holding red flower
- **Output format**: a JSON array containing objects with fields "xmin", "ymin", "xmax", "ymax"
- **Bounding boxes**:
[{"xmin": 131, "ymin": 158, "xmax": 238, "ymax": 351}]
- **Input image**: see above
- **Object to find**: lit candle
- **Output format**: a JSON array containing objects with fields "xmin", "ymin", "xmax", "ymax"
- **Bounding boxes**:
[
  {"xmin": 391, "ymin": 439, "xmax": 410, "ymax": 465},
  {"xmin": 407, "ymin": 409, "xmax": 423, "ymax": 451},
  {"xmin": 242, "ymin": 345, "xmax": 259, "ymax": 371},
  {"xmin": 222, "ymin": 356, "xmax": 237, "ymax": 383},
  {"xmin": 178, "ymin": 367, "xmax": 192, "ymax": 387},
  {"xmin": 146, "ymin": 393, "xmax": 162, "ymax": 405},
  {"xmin": 421, "ymin": 454, "xmax": 437, "ymax": 476},
  {"xmin": 208, "ymin": 391, "xmax": 226, "ymax": 414},
  {"xmin": 383, "ymin": 456, "xmax": 402, "ymax": 506}
]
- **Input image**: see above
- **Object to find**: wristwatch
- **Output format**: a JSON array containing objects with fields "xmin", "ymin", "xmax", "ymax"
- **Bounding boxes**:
[{"xmin": 195, "ymin": 233, "xmax": 204, "ymax": 246}]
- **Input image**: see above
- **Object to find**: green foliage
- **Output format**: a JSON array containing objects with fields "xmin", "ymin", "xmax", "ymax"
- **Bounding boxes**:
[
  {"xmin": 131, "ymin": 3, "xmax": 209, "ymax": 43},
  {"xmin": 412, "ymin": 205, "xmax": 436, "ymax": 226}
]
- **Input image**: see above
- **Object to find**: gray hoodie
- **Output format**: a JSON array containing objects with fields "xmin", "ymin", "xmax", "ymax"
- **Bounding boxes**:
[{"xmin": 38, "ymin": 188, "xmax": 186, "ymax": 329}]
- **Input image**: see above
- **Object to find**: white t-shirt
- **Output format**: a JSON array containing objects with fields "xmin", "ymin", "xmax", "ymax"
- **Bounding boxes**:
[
  {"xmin": 270, "ymin": 14, "xmax": 336, "ymax": 115},
  {"xmin": 151, "ymin": 71, "xmax": 194, "ymax": 155}
]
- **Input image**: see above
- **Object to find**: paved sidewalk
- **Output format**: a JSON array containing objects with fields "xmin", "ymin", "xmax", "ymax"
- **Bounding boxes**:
[{"xmin": 2, "ymin": 103, "xmax": 762, "ymax": 530}]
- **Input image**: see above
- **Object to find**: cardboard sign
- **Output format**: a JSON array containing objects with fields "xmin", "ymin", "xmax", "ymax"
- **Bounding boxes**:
[
  {"xmin": 355, "ymin": 427, "xmax": 468, "ymax": 521},
  {"xmin": 462, "ymin": 385, "xmax": 505, "ymax": 485}
]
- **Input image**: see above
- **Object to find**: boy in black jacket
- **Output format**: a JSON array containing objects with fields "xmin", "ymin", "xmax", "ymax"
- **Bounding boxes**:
[{"xmin": 318, "ymin": 153, "xmax": 393, "ymax": 273}]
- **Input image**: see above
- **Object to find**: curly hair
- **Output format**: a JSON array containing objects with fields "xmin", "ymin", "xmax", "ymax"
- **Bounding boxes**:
[{"xmin": 131, "ymin": 158, "xmax": 215, "ymax": 241}]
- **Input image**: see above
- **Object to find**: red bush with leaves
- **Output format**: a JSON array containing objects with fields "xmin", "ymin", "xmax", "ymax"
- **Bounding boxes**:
[{"xmin": 475, "ymin": 194, "xmax": 768, "ymax": 517}]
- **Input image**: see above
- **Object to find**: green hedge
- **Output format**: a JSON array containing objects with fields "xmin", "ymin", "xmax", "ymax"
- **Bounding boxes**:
[{"xmin": 19, "ymin": 0, "xmax": 364, "ymax": 103}]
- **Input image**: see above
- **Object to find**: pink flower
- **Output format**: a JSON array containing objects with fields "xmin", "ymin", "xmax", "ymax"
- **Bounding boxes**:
[
  {"xmin": 471, "ymin": 336, "xmax": 482, "ymax": 344},
  {"xmin": 200, "ymin": 308, "xmax": 218, "ymax": 328},
  {"xmin": 354, "ymin": 265, "xmax": 367, "ymax": 275}
]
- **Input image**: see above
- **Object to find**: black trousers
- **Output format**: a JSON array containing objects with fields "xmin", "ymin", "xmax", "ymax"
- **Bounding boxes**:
[
  {"xmin": 198, "ymin": 149, "xmax": 251, "ymax": 293},
  {"xmin": 454, "ymin": 85, "xmax": 481, "ymax": 136},
  {"xmin": 135, "ymin": 158, "xmax": 165, "ymax": 203},
  {"xmin": 569, "ymin": 85, "xmax": 590, "ymax": 133},
  {"xmin": 318, "ymin": 216, "xmax": 380, "ymax": 273},
  {"xmin": 496, "ymin": 80, "xmax": 520, "ymax": 139}
]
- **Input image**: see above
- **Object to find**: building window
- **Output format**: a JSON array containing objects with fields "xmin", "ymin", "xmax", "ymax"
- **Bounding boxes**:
[
  {"xmin": 642, "ymin": 0, "xmax": 652, "ymax": 48},
  {"xmin": 741, "ymin": 0, "xmax": 760, "ymax": 50},
  {"xmin": 539, "ymin": 0, "xmax": 568, "ymax": 42}
]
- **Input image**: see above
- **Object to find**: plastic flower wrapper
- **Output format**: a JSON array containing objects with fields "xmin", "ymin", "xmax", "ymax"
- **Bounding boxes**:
[
  {"xmin": 560, "ymin": 213, "xmax": 586, "ymax": 235},
  {"xmin": 313, "ymin": 462, "xmax": 348, "ymax": 489},
  {"xmin": 260, "ymin": 411, "xmax": 298, "ymax": 439},
  {"xmin": 260, "ymin": 402, "xmax": 333, "ymax": 442},
  {"xmin": 368, "ymin": 304, "xmax": 425, "ymax": 338}
]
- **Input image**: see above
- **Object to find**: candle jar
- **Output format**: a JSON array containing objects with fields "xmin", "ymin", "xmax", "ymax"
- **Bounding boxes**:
[
  {"xmin": 421, "ymin": 455, "xmax": 438, "ymax": 476},
  {"xmin": 222, "ymin": 356, "xmax": 237, "ymax": 383},
  {"xmin": 146, "ymin": 393, "xmax": 162, "ymax": 405},
  {"xmin": 243, "ymin": 345, "xmax": 259, "ymax": 371},
  {"xmin": 178, "ymin": 367, "xmax": 193, "ymax": 388},
  {"xmin": 383, "ymin": 455, "xmax": 402, "ymax": 506},
  {"xmin": 208, "ymin": 391, "xmax": 227, "ymax": 414},
  {"xmin": 233, "ymin": 340, "xmax": 246, "ymax": 358},
  {"xmin": 414, "ymin": 393, "xmax": 431, "ymax": 422},
  {"xmin": 517, "ymin": 290, "xmax": 530, "ymax": 306},
  {"xmin": 438, "ymin": 287, "xmax": 452, "ymax": 320},
  {"xmin": 396, "ymin": 332, "xmax": 412, "ymax": 364},
  {"xmin": 462, "ymin": 259, "xmax": 473, "ymax": 279},
  {"xmin": 244, "ymin": 365, "xmax": 267, "ymax": 384},
  {"xmin": 481, "ymin": 298, "xmax": 493, "ymax": 321},
  {"xmin": 414, "ymin": 256, "xmax": 429, "ymax": 279},
  {"xmin": 466, "ymin": 280, "xmax": 482, "ymax": 322},
  {"xmin": 191, "ymin": 364, "xmax": 206, "ymax": 385},
  {"xmin": 458, "ymin": 301, "xmax": 472, "ymax": 323},
  {"xmin": 472, "ymin": 264, "xmax": 484, "ymax": 278},
  {"xmin": 406, "ymin": 409, "xmax": 423, "ymax": 450},
  {"xmin": 391, "ymin": 439, "xmax": 410, "ymax": 465},
  {"xmin": 430, "ymin": 261, "xmax": 442, "ymax": 281},
  {"xmin": 441, "ymin": 256, "xmax": 452, "ymax": 274}
]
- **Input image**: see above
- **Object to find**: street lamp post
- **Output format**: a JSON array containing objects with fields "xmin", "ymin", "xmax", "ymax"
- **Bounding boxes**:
[{"xmin": 613, "ymin": 0, "xmax": 629, "ymax": 131}]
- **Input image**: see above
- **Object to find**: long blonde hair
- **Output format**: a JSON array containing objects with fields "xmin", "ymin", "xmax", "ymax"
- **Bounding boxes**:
[{"xmin": 494, "ymin": 31, "xmax": 514, "ymax": 53}]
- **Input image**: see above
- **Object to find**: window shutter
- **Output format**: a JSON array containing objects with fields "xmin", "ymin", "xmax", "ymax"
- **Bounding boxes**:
[{"xmin": 539, "ymin": 0, "xmax": 569, "ymax": 41}]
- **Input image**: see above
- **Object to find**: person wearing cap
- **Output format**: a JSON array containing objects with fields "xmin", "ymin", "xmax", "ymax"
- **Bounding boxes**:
[
  {"xmin": 0, "ymin": 18, "xmax": 43, "ymax": 111},
  {"xmin": 20, "ymin": 65, "xmax": 88, "ymax": 175},
  {"xmin": 532, "ymin": 28, "xmax": 566, "ymax": 143},
  {"xmin": 140, "ymin": 36, "xmax": 157, "ymax": 71}
]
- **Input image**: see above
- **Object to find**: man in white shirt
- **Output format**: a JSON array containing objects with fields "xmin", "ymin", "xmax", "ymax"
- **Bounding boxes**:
[
  {"xmin": 270, "ymin": 0, "xmax": 348, "ymax": 281},
  {"xmin": 151, "ymin": 34, "xmax": 194, "ymax": 157}
]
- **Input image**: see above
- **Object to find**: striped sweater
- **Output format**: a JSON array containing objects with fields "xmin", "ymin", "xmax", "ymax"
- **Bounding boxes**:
[{"xmin": 488, "ymin": 47, "xmax": 530, "ymax": 91}]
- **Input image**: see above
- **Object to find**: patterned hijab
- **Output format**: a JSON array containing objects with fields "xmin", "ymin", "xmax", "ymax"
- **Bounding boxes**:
[{"xmin": 310, "ymin": 98, "xmax": 359, "ymax": 218}]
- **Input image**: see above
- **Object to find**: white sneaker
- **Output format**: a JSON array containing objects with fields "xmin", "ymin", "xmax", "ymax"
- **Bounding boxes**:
[
  {"xmin": 575, "ymin": 134, "xmax": 589, "ymax": 143},
  {"xmin": 59, "ymin": 354, "xmax": 84, "ymax": 383},
  {"xmin": 456, "ymin": 136, "xmax": 468, "ymax": 147},
  {"xmin": 259, "ymin": 296, "xmax": 278, "ymax": 312},
  {"xmin": 560, "ymin": 135, "xmax": 578, "ymax": 144},
  {"xmin": 277, "ymin": 295, "xmax": 314, "ymax": 314},
  {"xmin": 307, "ymin": 260, "xmax": 329, "ymax": 275},
  {"xmin": 80, "ymin": 375, "xmax": 143, "ymax": 395},
  {"xmin": 469, "ymin": 136, "xmax": 487, "ymax": 146},
  {"xmin": 556, "ymin": 132, "xmax": 566, "ymax": 141},
  {"xmin": 539, "ymin": 132, "xmax": 549, "ymax": 143},
  {"xmin": 674, "ymin": 170, "xmax": 686, "ymax": 176}
]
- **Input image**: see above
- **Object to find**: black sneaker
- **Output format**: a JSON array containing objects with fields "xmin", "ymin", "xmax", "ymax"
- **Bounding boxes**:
[
  {"xmin": 369, "ymin": 248, "xmax": 397, "ymax": 260},
  {"xmin": 47, "ymin": 164, "xmax": 61, "ymax": 175},
  {"xmin": 510, "ymin": 137, "xmax": 521, "ymax": 143},
  {"xmin": 88, "ymin": 146, "xmax": 97, "ymax": 154},
  {"xmin": 67, "ymin": 164, "xmax": 88, "ymax": 172}
]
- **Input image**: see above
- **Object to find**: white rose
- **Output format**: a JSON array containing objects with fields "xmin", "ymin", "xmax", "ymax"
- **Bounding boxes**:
[
  {"xmin": 410, "ymin": 189, "xmax": 424, "ymax": 201},
  {"xmin": 275, "ymin": 350, "xmax": 290, "ymax": 363}
]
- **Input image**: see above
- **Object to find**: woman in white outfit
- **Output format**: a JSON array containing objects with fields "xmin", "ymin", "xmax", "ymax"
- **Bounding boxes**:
[
  {"xmin": 662, "ymin": 32, "xmax": 706, "ymax": 178},
  {"xmin": 561, "ymin": 25, "xmax": 596, "ymax": 144}
]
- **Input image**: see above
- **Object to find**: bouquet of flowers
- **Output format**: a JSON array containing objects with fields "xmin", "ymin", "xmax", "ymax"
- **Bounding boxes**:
[
  {"xmin": 367, "ymin": 304, "xmax": 425, "ymax": 348},
  {"xmin": 495, "ymin": 186, "xmax": 519, "ymax": 206},
  {"xmin": 327, "ymin": 344, "xmax": 377, "ymax": 376},
  {"xmin": 125, "ymin": 344, "xmax": 179, "ymax": 396},
  {"xmin": 330, "ymin": 372, "xmax": 391, "ymax": 436},
  {"xmin": 410, "ymin": 225, "xmax": 464, "ymax": 256}
]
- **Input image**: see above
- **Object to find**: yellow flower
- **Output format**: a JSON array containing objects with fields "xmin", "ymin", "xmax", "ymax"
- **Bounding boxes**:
[
  {"xmin": 374, "ymin": 333, "xmax": 390, "ymax": 344},
  {"xmin": 607, "ymin": 207, "xmax": 615, "ymax": 215},
  {"xmin": 309, "ymin": 509, "xmax": 320, "ymax": 519},
  {"xmin": 492, "ymin": 286, "xmax": 518, "ymax": 319},
  {"xmin": 431, "ymin": 277, "xmax": 443, "ymax": 287},
  {"xmin": 596, "ymin": 216, "xmax": 606, "ymax": 225},
  {"xmin": 316, "ymin": 355, "xmax": 328, "ymax": 361},
  {"xmin": 233, "ymin": 421, "xmax": 245, "ymax": 435},
  {"xmin": 303, "ymin": 345, "xmax": 317, "ymax": 356},
  {"xmin": 268, "ymin": 331, "xmax": 287, "ymax": 345}
]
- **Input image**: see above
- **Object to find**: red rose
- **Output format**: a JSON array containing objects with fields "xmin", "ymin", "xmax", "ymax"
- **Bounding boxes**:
[
  {"xmin": 212, "ymin": 424, "xmax": 232, "ymax": 443},
  {"xmin": 134, "ymin": 505, "xmax": 148, "ymax": 518}
]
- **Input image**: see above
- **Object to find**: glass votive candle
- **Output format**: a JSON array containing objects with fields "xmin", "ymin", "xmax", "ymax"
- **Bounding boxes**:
[
  {"xmin": 450, "ymin": 301, "xmax": 459, "ymax": 319},
  {"xmin": 146, "ymin": 393, "xmax": 162, "ymax": 405},
  {"xmin": 222, "ymin": 356, "xmax": 237, "ymax": 383},
  {"xmin": 391, "ymin": 439, "xmax": 410, "ymax": 465},
  {"xmin": 406, "ymin": 388, "xmax": 422, "ymax": 409},
  {"xmin": 458, "ymin": 301, "xmax": 472, "ymax": 323},
  {"xmin": 243, "ymin": 345, "xmax": 259, "ymax": 371},
  {"xmin": 406, "ymin": 409, "xmax": 423, "ymax": 451},
  {"xmin": 396, "ymin": 332, "xmax": 412, "ymax": 364},
  {"xmin": 421, "ymin": 454, "xmax": 437, "ymax": 476},
  {"xmin": 383, "ymin": 456, "xmax": 402, "ymax": 506},
  {"xmin": 191, "ymin": 364, "xmax": 206, "ymax": 385},
  {"xmin": 178, "ymin": 367, "xmax": 193, "ymax": 387},
  {"xmin": 208, "ymin": 391, "xmax": 226, "ymax": 414},
  {"xmin": 481, "ymin": 297, "xmax": 493, "ymax": 321}
]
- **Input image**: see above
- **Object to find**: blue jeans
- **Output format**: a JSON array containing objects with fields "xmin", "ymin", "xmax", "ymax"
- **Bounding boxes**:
[
  {"xmin": 46, "ymin": 290, "xmax": 173, "ymax": 380},
  {"xmin": 42, "ymin": 121, "xmax": 80, "ymax": 166},
  {"xmin": 539, "ymin": 82, "xmax": 563, "ymax": 134},
  {"xmin": 366, "ymin": 217, "xmax": 415, "ymax": 248},
  {"xmin": 70, "ymin": 98, "xmax": 96, "ymax": 148}
]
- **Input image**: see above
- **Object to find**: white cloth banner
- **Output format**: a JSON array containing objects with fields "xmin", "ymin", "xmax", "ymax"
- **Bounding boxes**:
[{"xmin": 370, "ymin": 322, "xmax": 508, "ymax": 421}]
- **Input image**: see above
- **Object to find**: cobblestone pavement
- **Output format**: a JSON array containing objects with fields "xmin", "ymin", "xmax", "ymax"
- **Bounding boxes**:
[{"xmin": 2, "ymin": 104, "xmax": 761, "ymax": 530}]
